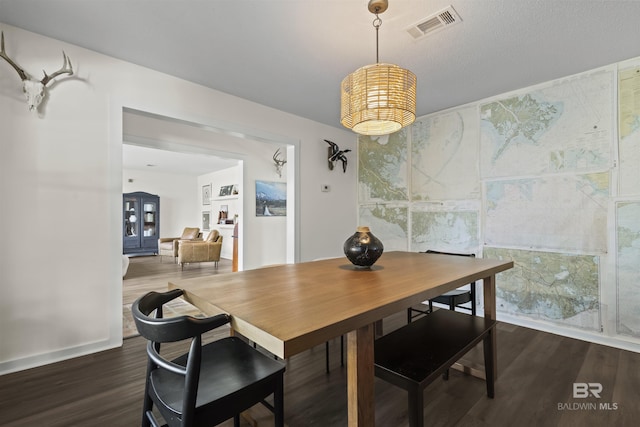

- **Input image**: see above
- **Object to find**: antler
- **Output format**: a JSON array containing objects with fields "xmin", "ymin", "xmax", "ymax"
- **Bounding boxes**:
[
  {"xmin": 273, "ymin": 148, "xmax": 287, "ymax": 177},
  {"xmin": 40, "ymin": 50, "xmax": 73, "ymax": 86},
  {"xmin": 273, "ymin": 148, "xmax": 287, "ymax": 165},
  {"xmin": 0, "ymin": 31, "xmax": 29, "ymax": 81}
]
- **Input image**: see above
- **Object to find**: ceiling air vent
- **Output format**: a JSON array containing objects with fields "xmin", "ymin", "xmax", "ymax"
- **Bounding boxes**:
[{"xmin": 406, "ymin": 5, "xmax": 462, "ymax": 40}]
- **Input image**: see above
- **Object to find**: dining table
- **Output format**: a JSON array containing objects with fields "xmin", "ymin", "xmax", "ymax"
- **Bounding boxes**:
[{"xmin": 168, "ymin": 250, "xmax": 513, "ymax": 426}]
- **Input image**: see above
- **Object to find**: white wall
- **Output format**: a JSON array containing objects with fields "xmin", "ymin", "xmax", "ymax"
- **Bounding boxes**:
[
  {"xmin": 0, "ymin": 24, "xmax": 356, "ymax": 374},
  {"xmin": 199, "ymin": 166, "xmax": 242, "ymax": 260},
  {"xmin": 123, "ymin": 167, "xmax": 199, "ymax": 239}
]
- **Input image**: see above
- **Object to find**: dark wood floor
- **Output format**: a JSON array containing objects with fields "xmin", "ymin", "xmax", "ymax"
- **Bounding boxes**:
[{"xmin": 2, "ymin": 257, "xmax": 638, "ymax": 426}]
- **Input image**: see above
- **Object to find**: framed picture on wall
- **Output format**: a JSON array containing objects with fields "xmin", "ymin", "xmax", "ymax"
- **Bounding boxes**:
[
  {"xmin": 255, "ymin": 180, "xmax": 286, "ymax": 216},
  {"xmin": 202, "ymin": 184, "xmax": 211, "ymax": 205},
  {"xmin": 202, "ymin": 211, "xmax": 211, "ymax": 231},
  {"xmin": 219, "ymin": 185, "xmax": 233, "ymax": 196}
]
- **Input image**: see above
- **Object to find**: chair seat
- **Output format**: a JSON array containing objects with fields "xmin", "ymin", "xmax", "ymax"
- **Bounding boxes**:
[
  {"xmin": 375, "ymin": 309, "xmax": 495, "ymax": 390},
  {"xmin": 431, "ymin": 289, "xmax": 472, "ymax": 306},
  {"xmin": 150, "ymin": 336, "xmax": 285, "ymax": 425}
]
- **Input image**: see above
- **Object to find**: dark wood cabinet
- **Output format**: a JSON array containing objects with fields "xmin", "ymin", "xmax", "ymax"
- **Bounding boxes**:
[{"xmin": 123, "ymin": 192, "xmax": 159, "ymax": 255}]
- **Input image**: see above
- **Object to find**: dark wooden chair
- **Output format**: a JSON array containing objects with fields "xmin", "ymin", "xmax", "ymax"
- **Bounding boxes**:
[
  {"xmin": 407, "ymin": 250, "xmax": 476, "ymax": 323},
  {"xmin": 132, "ymin": 289, "xmax": 286, "ymax": 427},
  {"xmin": 325, "ymin": 336, "xmax": 344, "ymax": 373},
  {"xmin": 374, "ymin": 309, "xmax": 496, "ymax": 427}
]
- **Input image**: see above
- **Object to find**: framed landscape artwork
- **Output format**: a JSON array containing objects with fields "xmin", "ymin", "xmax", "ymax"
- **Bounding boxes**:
[{"xmin": 255, "ymin": 180, "xmax": 286, "ymax": 216}]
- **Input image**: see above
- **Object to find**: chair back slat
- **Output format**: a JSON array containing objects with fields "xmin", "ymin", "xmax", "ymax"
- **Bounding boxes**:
[
  {"xmin": 146, "ymin": 341, "xmax": 187, "ymax": 375},
  {"xmin": 132, "ymin": 290, "xmax": 230, "ymax": 343}
]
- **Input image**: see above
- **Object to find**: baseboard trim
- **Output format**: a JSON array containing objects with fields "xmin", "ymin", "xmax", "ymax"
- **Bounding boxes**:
[{"xmin": 0, "ymin": 337, "xmax": 122, "ymax": 376}]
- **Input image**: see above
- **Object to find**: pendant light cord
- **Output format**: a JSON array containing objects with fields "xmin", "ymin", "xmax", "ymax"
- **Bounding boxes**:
[{"xmin": 373, "ymin": 14, "xmax": 382, "ymax": 63}]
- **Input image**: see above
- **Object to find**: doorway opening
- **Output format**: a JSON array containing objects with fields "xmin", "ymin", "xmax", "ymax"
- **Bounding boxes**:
[{"xmin": 116, "ymin": 106, "xmax": 299, "ymax": 337}]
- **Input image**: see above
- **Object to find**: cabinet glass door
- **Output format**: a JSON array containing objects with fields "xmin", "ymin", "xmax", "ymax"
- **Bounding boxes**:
[
  {"xmin": 142, "ymin": 201, "xmax": 158, "ymax": 237},
  {"xmin": 124, "ymin": 197, "xmax": 139, "ymax": 238}
]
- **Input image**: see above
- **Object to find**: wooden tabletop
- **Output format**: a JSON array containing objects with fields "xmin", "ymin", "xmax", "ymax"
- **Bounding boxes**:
[{"xmin": 168, "ymin": 251, "xmax": 513, "ymax": 359}]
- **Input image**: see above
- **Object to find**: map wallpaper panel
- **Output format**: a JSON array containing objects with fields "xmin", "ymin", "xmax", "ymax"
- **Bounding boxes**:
[{"xmin": 357, "ymin": 59, "xmax": 640, "ymax": 347}]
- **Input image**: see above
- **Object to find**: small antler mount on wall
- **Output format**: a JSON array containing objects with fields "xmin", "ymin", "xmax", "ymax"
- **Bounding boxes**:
[
  {"xmin": 273, "ymin": 148, "xmax": 287, "ymax": 177},
  {"xmin": 0, "ymin": 31, "xmax": 74, "ymax": 113},
  {"xmin": 324, "ymin": 139, "xmax": 351, "ymax": 173}
]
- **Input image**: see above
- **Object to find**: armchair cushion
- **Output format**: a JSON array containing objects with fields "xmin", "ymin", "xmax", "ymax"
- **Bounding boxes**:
[
  {"xmin": 205, "ymin": 229, "xmax": 220, "ymax": 242},
  {"xmin": 180, "ymin": 227, "xmax": 200, "ymax": 240}
]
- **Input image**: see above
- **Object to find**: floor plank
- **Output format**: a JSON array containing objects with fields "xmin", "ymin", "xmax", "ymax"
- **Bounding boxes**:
[
  {"xmin": 3, "ymin": 315, "xmax": 639, "ymax": 426},
  {"xmin": 2, "ymin": 257, "xmax": 638, "ymax": 426}
]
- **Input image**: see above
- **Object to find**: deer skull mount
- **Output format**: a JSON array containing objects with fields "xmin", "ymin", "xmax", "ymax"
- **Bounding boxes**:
[
  {"xmin": 0, "ymin": 31, "xmax": 74, "ymax": 112},
  {"xmin": 273, "ymin": 148, "xmax": 287, "ymax": 178}
]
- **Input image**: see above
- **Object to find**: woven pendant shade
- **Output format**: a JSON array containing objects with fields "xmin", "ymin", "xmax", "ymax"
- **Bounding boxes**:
[{"xmin": 341, "ymin": 63, "xmax": 416, "ymax": 136}]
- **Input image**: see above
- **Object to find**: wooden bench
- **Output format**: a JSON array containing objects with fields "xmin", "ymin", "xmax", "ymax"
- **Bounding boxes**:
[{"xmin": 374, "ymin": 309, "xmax": 496, "ymax": 427}]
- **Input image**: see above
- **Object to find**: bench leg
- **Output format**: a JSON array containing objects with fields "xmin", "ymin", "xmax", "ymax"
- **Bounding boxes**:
[
  {"xmin": 407, "ymin": 390, "xmax": 424, "ymax": 427},
  {"xmin": 483, "ymin": 329, "xmax": 495, "ymax": 398}
]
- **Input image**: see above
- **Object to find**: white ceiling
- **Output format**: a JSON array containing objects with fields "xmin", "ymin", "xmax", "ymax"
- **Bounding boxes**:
[
  {"xmin": 122, "ymin": 143, "xmax": 239, "ymax": 176},
  {"xmin": 3, "ymin": 0, "xmax": 640, "ymax": 173}
]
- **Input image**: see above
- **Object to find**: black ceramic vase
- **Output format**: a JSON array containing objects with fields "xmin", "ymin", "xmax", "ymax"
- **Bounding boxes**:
[{"xmin": 343, "ymin": 226, "xmax": 384, "ymax": 268}]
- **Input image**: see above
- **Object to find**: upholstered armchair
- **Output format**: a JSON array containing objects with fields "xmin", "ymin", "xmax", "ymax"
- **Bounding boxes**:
[
  {"xmin": 158, "ymin": 227, "xmax": 201, "ymax": 262},
  {"xmin": 177, "ymin": 230, "xmax": 223, "ymax": 269}
]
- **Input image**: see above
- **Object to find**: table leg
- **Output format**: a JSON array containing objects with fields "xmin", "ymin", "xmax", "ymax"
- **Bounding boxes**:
[
  {"xmin": 483, "ymin": 274, "xmax": 497, "ymax": 381},
  {"xmin": 347, "ymin": 323, "xmax": 375, "ymax": 426}
]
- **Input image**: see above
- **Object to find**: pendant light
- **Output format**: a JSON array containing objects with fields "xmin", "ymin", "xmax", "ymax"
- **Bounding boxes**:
[{"xmin": 340, "ymin": 0, "xmax": 417, "ymax": 136}]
